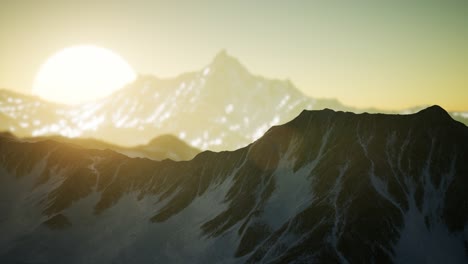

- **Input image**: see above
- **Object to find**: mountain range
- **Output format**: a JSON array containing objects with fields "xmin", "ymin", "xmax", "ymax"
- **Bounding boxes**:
[
  {"xmin": 2, "ymin": 50, "xmax": 466, "ymax": 153},
  {"xmin": 23, "ymin": 134, "xmax": 199, "ymax": 161},
  {"xmin": 1, "ymin": 106, "xmax": 467, "ymax": 263}
]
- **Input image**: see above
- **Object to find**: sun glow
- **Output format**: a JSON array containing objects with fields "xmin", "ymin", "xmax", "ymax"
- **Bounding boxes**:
[{"xmin": 32, "ymin": 45, "xmax": 136, "ymax": 105}]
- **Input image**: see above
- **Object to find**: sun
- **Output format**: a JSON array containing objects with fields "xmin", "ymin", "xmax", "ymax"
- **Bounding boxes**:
[{"xmin": 32, "ymin": 45, "xmax": 136, "ymax": 105}]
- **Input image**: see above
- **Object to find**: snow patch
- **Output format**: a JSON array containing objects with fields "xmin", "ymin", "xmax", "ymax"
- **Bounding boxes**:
[{"xmin": 261, "ymin": 136, "xmax": 313, "ymax": 229}]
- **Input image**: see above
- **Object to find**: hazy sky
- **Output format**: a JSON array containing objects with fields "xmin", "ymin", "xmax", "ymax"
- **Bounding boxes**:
[{"xmin": 1, "ymin": 0, "xmax": 467, "ymax": 111}]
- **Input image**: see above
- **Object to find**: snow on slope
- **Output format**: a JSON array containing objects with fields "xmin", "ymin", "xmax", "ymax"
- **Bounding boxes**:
[{"xmin": 1, "ymin": 106, "xmax": 468, "ymax": 263}]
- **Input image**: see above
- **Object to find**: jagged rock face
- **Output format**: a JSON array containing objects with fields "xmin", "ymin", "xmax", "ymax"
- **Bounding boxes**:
[{"xmin": 0, "ymin": 107, "xmax": 467, "ymax": 263}]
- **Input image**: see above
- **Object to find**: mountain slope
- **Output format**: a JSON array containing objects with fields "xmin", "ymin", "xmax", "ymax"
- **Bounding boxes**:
[{"xmin": 1, "ymin": 106, "xmax": 467, "ymax": 263}]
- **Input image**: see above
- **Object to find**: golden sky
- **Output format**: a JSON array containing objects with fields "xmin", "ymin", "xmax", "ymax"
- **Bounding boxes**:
[{"xmin": 0, "ymin": 1, "xmax": 467, "ymax": 111}]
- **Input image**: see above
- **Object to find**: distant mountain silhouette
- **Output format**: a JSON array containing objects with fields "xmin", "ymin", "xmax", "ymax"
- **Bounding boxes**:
[
  {"xmin": 1, "ymin": 106, "xmax": 467, "ymax": 263},
  {"xmin": 1, "ymin": 51, "xmax": 467, "ymax": 151},
  {"xmin": 23, "ymin": 134, "xmax": 199, "ymax": 161}
]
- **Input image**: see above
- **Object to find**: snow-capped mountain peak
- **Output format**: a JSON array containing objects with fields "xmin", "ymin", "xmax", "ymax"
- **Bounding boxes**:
[
  {"xmin": 208, "ymin": 49, "xmax": 249, "ymax": 76},
  {"xmin": 1, "ymin": 53, "xmax": 467, "ymax": 154},
  {"xmin": 0, "ymin": 53, "xmax": 322, "ymax": 151}
]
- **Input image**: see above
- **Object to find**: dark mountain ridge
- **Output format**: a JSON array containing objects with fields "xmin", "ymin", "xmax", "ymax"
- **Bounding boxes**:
[{"xmin": 0, "ymin": 106, "xmax": 467, "ymax": 263}]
